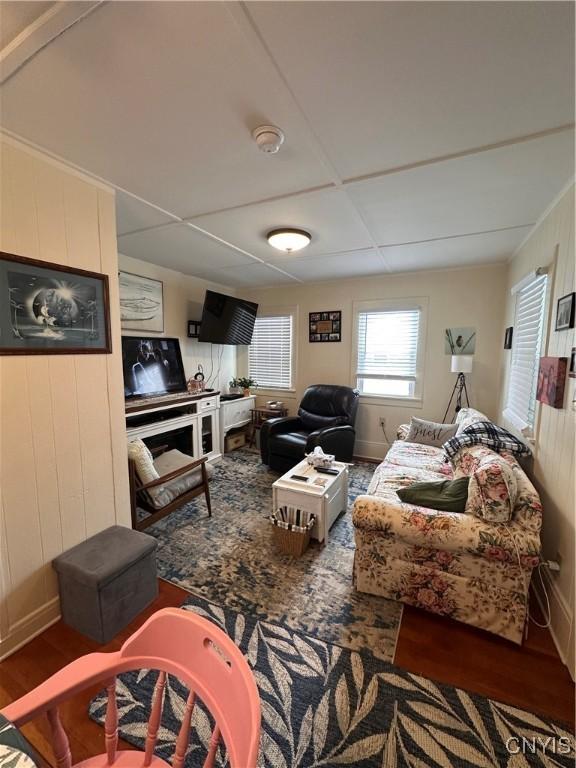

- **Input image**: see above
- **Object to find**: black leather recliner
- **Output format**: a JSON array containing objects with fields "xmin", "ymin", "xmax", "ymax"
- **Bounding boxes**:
[{"xmin": 260, "ymin": 384, "xmax": 360, "ymax": 473}]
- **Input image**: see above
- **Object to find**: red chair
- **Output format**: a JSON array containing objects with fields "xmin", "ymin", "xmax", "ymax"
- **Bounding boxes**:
[{"xmin": 1, "ymin": 608, "xmax": 261, "ymax": 768}]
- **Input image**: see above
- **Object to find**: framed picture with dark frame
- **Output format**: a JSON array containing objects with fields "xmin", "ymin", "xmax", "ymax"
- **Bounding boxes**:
[
  {"xmin": 309, "ymin": 310, "xmax": 341, "ymax": 342},
  {"xmin": 0, "ymin": 251, "xmax": 111, "ymax": 355},
  {"xmin": 555, "ymin": 292, "xmax": 575, "ymax": 331},
  {"xmin": 504, "ymin": 327, "xmax": 513, "ymax": 349}
]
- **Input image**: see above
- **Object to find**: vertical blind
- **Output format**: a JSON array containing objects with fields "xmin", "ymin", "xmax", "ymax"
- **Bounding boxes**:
[
  {"xmin": 356, "ymin": 308, "xmax": 421, "ymax": 382},
  {"xmin": 249, "ymin": 314, "xmax": 293, "ymax": 389},
  {"xmin": 505, "ymin": 273, "xmax": 548, "ymax": 430}
]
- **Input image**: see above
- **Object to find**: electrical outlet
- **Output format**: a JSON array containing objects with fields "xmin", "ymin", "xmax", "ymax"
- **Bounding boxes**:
[{"xmin": 379, "ymin": 417, "xmax": 386, "ymax": 428}]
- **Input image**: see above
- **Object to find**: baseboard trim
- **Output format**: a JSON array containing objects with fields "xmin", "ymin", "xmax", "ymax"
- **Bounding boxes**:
[
  {"xmin": 0, "ymin": 597, "xmax": 61, "ymax": 661},
  {"xmin": 354, "ymin": 440, "xmax": 390, "ymax": 461},
  {"xmin": 533, "ymin": 567, "xmax": 574, "ymax": 680}
]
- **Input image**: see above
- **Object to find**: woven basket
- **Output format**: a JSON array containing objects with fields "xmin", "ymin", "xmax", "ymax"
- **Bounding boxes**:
[{"xmin": 271, "ymin": 524, "xmax": 311, "ymax": 557}]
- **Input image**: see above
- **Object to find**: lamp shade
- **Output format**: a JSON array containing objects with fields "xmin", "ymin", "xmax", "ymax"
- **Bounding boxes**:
[{"xmin": 451, "ymin": 355, "xmax": 473, "ymax": 374}]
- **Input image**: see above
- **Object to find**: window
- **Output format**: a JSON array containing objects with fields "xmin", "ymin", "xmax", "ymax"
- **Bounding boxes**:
[
  {"xmin": 354, "ymin": 301, "xmax": 424, "ymax": 399},
  {"xmin": 504, "ymin": 271, "xmax": 549, "ymax": 432},
  {"xmin": 249, "ymin": 313, "xmax": 293, "ymax": 389}
]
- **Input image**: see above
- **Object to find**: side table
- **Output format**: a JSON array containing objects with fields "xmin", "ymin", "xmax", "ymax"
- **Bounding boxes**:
[{"xmin": 249, "ymin": 406, "xmax": 288, "ymax": 447}]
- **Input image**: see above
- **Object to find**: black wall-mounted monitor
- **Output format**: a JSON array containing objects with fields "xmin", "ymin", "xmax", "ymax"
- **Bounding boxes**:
[
  {"xmin": 198, "ymin": 290, "xmax": 258, "ymax": 345},
  {"xmin": 122, "ymin": 336, "xmax": 187, "ymax": 399}
]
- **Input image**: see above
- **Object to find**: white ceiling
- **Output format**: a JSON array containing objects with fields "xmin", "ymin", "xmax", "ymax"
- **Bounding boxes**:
[{"xmin": 0, "ymin": 1, "xmax": 574, "ymax": 287}]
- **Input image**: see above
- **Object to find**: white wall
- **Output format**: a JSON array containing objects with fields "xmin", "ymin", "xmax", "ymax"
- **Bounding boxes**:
[
  {"xmin": 118, "ymin": 254, "xmax": 236, "ymax": 393},
  {"xmin": 240, "ymin": 264, "xmax": 507, "ymax": 459},
  {"xmin": 0, "ymin": 136, "xmax": 130, "ymax": 659},
  {"xmin": 498, "ymin": 184, "xmax": 575, "ymax": 678}
]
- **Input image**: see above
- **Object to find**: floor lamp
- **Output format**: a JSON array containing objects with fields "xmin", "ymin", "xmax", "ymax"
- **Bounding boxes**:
[{"xmin": 443, "ymin": 355, "xmax": 473, "ymax": 423}]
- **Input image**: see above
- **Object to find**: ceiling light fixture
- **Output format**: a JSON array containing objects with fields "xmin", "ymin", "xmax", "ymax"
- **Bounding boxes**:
[
  {"xmin": 252, "ymin": 125, "xmax": 285, "ymax": 154},
  {"xmin": 267, "ymin": 228, "xmax": 311, "ymax": 252}
]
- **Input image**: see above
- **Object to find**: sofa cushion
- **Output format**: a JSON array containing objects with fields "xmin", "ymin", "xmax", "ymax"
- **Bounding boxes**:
[
  {"xmin": 452, "ymin": 445, "xmax": 499, "ymax": 477},
  {"xmin": 381, "ymin": 439, "xmax": 453, "ymax": 477},
  {"xmin": 405, "ymin": 417, "xmax": 458, "ymax": 447},
  {"xmin": 397, "ymin": 477, "xmax": 469, "ymax": 513},
  {"xmin": 149, "ymin": 450, "xmax": 213, "ymax": 510},
  {"xmin": 465, "ymin": 454, "xmax": 518, "ymax": 523},
  {"xmin": 455, "ymin": 407, "xmax": 489, "ymax": 435}
]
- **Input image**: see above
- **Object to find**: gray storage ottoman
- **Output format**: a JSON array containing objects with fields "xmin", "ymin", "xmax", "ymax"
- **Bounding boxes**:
[{"xmin": 53, "ymin": 525, "xmax": 158, "ymax": 643}]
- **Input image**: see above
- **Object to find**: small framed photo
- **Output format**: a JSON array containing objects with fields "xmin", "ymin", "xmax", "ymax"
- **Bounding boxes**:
[
  {"xmin": 0, "ymin": 251, "xmax": 111, "ymax": 355},
  {"xmin": 504, "ymin": 327, "xmax": 513, "ymax": 350},
  {"xmin": 555, "ymin": 292, "xmax": 575, "ymax": 331},
  {"xmin": 188, "ymin": 320, "xmax": 201, "ymax": 338},
  {"xmin": 309, "ymin": 310, "xmax": 341, "ymax": 342},
  {"xmin": 570, "ymin": 348, "xmax": 576, "ymax": 379}
]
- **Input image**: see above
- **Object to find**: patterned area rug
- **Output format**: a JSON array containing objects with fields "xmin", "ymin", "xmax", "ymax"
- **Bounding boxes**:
[
  {"xmin": 141, "ymin": 449, "xmax": 402, "ymax": 661},
  {"xmin": 89, "ymin": 594, "xmax": 574, "ymax": 767}
]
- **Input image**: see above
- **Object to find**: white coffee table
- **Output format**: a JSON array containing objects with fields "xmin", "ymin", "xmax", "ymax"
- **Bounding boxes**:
[{"xmin": 272, "ymin": 458, "xmax": 349, "ymax": 544}]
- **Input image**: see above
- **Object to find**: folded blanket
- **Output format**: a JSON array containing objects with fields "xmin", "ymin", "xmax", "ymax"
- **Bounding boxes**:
[{"xmin": 443, "ymin": 420, "xmax": 532, "ymax": 461}]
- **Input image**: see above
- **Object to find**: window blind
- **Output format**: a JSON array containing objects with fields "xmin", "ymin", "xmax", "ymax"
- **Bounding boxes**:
[
  {"xmin": 505, "ymin": 273, "xmax": 548, "ymax": 430},
  {"xmin": 249, "ymin": 314, "xmax": 293, "ymax": 389},
  {"xmin": 356, "ymin": 308, "xmax": 421, "ymax": 396}
]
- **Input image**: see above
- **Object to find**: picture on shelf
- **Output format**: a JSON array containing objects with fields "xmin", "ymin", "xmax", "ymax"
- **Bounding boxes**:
[
  {"xmin": 555, "ymin": 292, "xmax": 575, "ymax": 331},
  {"xmin": 309, "ymin": 310, "xmax": 341, "ymax": 342},
  {"xmin": 0, "ymin": 251, "xmax": 111, "ymax": 355},
  {"xmin": 536, "ymin": 356, "xmax": 567, "ymax": 408},
  {"xmin": 119, "ymin": 271, "xmax": 164, "ymax": 333}
]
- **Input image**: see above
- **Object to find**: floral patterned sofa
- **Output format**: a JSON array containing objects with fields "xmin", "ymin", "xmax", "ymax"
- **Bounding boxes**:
[{"xmin": 352, "ymin": 409, "xmax": 542, "ymax": 643}]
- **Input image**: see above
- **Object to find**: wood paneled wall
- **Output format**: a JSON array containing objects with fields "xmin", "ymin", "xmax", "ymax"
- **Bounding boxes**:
[
  {"xmin": 0, "ymin": 136, "xmax": 130, "ymax": 659},
  {"xmin": 499, "ymin": 183, "xmax": 575, "ymax": 678}
]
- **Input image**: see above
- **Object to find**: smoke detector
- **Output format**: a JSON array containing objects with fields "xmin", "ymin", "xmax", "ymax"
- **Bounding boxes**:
[{"xmin": 252, "ymin": 125, "xmax": 285, "ymax": 154}]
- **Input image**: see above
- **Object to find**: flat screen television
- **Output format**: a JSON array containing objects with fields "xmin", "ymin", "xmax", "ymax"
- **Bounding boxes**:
[
  {"xmin": 122, "ymin": 336, "xmax": 187, "ymax": 399},
  {"xmin": 198, "ymin": 290, "xmax": 258, "ymax": 345}
]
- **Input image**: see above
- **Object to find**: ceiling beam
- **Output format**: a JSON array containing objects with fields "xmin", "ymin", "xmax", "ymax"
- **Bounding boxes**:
[{"xmin": 0, "ymin": 1, "xmax": 105, "ymax": 85}]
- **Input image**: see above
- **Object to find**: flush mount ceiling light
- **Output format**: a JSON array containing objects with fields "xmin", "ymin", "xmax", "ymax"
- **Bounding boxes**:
[
  {"xmin": 267, "ymin": 228, "xmax": 311, "ymax": 252},
  {"xmin": 252, "ymin": 125, "xmax": 285, "ymax": 154}
]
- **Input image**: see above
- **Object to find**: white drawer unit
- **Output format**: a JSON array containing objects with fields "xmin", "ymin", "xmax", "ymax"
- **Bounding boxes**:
[
  {"xmin": 219, "ymin": 395, "xmax": 256, "ymax": 453},
  {"xmin": 198, "ymin": 396, "xmax": 218, "ymax": 411}
]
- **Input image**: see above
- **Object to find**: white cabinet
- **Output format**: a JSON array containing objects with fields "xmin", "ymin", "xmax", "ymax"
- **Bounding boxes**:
[
  {"xmin": 126, "ymin": 391, "xmax": 221, "ymax": 463},
  {"xmin": 219, "ymin": 395, "xmax": 256, "ymax": 453}
]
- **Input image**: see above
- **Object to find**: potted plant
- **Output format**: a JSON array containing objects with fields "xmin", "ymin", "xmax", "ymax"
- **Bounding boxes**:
[
  {"xmin": 229, "ymin": 377, "xmax": 241, "ymax": 395},
  {"xmin": 236, "ymin": 377, "xmax": 256, "ymax": 396}
]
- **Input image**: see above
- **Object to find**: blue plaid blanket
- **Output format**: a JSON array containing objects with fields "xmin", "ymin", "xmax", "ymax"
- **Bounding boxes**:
[{"xmin": 443, "ymin": 420, "xmax": 532, "ymax": 461}]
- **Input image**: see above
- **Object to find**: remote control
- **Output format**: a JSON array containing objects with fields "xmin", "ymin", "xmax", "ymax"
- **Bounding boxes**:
[
  {"xmin": 316, "ymin": 467, "xmax": 339, "ymax": 475},
  {"xmin": 290, "ymin": 474, "xmax": 309, "ymax": 482}
]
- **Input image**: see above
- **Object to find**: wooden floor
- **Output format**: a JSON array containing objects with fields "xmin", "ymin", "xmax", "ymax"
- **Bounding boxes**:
[{"xmin": 1, "ymin": 580, "xmax": 573, "ymax": 767}]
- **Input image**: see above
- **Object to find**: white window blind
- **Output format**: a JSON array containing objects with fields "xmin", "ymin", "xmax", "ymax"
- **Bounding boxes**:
[
  {"xmin": 505, "ymin": 273, "xmax": 548, "ymax": 431},
  {"xmin": 249, "ymin": 314, "xmax": 293, "ymax": 389},
  {"xmin": 356, "ymin": 308, "xmax": 421, "ymax": 397}
]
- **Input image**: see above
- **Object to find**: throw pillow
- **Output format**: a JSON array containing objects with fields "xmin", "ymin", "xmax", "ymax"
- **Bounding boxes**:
[
  {"xmin": 405, "ymin": 417, "xmax": 458, "ymax": 448},
  {"xmin": 397, "ymin": 477, "xmax": 469, "ymax": 513},
  {"xmin": 127, "ymin": 439, "xmax": 159, "ymax": 485},
  {"xmin": 465, "ymin": 454, "xmax": 518, "ymax": 523}
]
